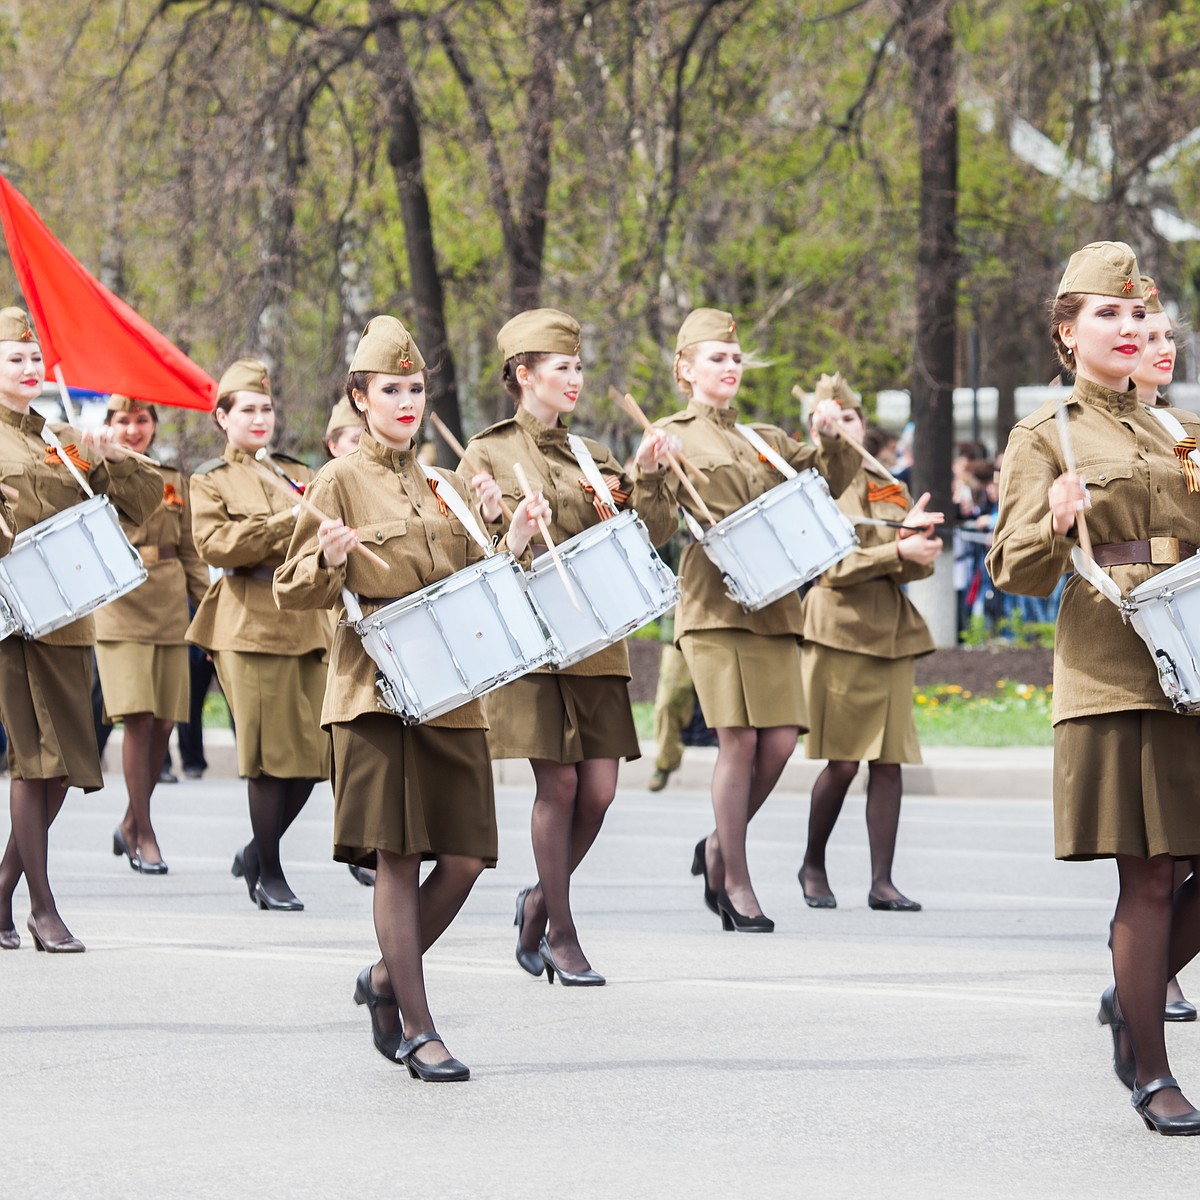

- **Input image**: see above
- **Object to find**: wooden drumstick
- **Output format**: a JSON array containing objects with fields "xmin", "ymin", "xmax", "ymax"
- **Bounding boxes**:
[
  {"xmin": 607, "ymin": 387, "xmax": 707, "ymax": 482},
  {"xmin": 790, "ymin": 385, "xmax": 901, "ymax": 484},
  {"xmin": 1, "ymin": 481, "xmax": 20, "ymax": 502},
  {"xmin": 1055, "ymin": 398, "xmax": 1094, "ymax": 561},
  {"xmin": 249, "ymin": 454, "xmax": 390, "ymax": 571},
  {"xmin": 0, "ymin": 509, "xmax": 10, "ymax": 539},
  {"xmin": 512, "ymin": 460, "xmax": 581, "ymax": 611},
  {"xmin": 609, "ymin": 389, "xmax": 718, "ymax": 527},
  {"xmin": 428, "ymin": 412, "xmax": 515, "ymax": 522}
]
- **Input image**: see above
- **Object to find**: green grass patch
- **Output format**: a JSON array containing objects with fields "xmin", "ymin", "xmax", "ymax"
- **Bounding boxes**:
[
  {"xmin": 202, "ymin": 691, "xmax": 232, "ymax": 729},
  {"xmin": 912, "ymin": 681, "xmax": 1053, "ymax": 747}
]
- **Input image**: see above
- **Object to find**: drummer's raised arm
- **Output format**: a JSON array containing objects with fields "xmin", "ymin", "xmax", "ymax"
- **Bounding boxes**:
[
  {"xmin": 986, "ymin": 423, "xmax": 1075, "ymax": 599},
  {"xmin": 796, "ymin": 412, "xmax": 859, "ymax": 499},
  {"xmin": 87, "ymin": 443, "xmax": 162, "ymax": 528}
]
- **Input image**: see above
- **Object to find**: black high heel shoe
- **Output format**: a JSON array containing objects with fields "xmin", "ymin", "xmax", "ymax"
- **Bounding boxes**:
[
  {"xmin": 26, "ymin": 915, "xmax": 85, "ymax": 954},
  {"xmin": 348, "ymin": 864, "xmax": 376, "ymax": 888},
  {"xmin": 113, "ymin": 828, "xmax": 135, "ymax": 868},
  {"xmin": 513, "ymin": 886, "xmax": 545, "ymax": 977},
  {"xmin": 690, "ymin": 838, "xmax": 719, "ymax": 915},
  {"xmin": 231, "ymin": 847, "xmax": 259, "ymax": 905},
  {"xmin": 1131, "ymin": 1076, "xmax": 1200, "ymax": 1135},
  {"xmin": 539, "ymin": 937, "xmax": 605, "ymax": 986},
  {"xmin": 395, "ymin": 1031, "xmax": 470, "ymax": 1082},
  {"xmin": 716, "ymin": 891, "xmax": 774, "ymax": 933},
  {"xmin": 867, "ymin": 893, "xmax": 922, "ymax": 912},
  {"xmin": 353, "ymin": 965, "xmax": 402, "ymax": 1062},
  {"xmin": 0, "ymin": 927, "xmax": 19, "ymax": 950},
  {"xmin": 1098, "ymin": 985, "xmax": 1136, "ymax": 1091},
  {"xmin": 253, "ymin": 880, "xmax": 304, "ymax": 911}
]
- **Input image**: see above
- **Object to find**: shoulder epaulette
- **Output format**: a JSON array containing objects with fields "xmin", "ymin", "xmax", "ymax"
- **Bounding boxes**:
[
  {"xmin": 470, "ymin": 416, "xmax": 518, "ymax": 439},
  {"xmin": 192, "ymin": 458, "xmax": 228, "ymax": 475}
]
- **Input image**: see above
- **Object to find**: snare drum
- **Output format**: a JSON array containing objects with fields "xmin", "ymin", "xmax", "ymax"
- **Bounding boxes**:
[
  {"xmin": 526, "ymin": 509, "xmax": 679, "ymax": 669},
  {"xmin": 1125, "ymin": 553, "xmax": 1200, "ymax": 712},
  {"xmin": 352, "ymin": 551, "xmax": 555, "ymax": 724},
  {"xmin": 0, "ymin": 496, "xmax": 148, "ymax": 639},
  {"xmin": 698, "ymin": 470, "xmax": 858, "ymax": 611}
]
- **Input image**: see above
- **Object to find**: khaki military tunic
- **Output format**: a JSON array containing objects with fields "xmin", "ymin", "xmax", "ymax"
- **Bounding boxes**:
[
  {"xmin": 462, "ymin": 405, "xmax": 674, "ymax": 760},
  {"xmin": 188, "ymin": 443, "xmax": 330, "ymax": 779},
  {"xmin": 988, "ymin": 376, "xmax": 1200, "ymax": 858},
  {"xmin": 274, "ymin": 432, "xmax": 499, "ymax": 863},
  {"xmin": 462, "ymin": 405, "xmax": 676, "ymax": 678},
  {"xmin": 650, "ymin": 399, "xmax": 857, "ymax": 729},
  {"xmin": 0, "ymin": 404, "xmax": 163, "ymax": 787},
  {"xmin": 654, "ymin": 400, "xmax": 859, "ymax": 640},
  {"xmin": 95, "ymin": 462, "xmax": 211, "ymax": 721},
  {"xmin": 802, "ymin": 468, "xmax": 934, "ymax": 763}
]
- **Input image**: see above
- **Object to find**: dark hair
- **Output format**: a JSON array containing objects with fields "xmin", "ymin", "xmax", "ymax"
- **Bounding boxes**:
[
  {"xmin": 1047, "ymin": 294, "xmax": 1086, "ymax": 370},
  {"xmin": 345, "ymin": 371, "xmax": 372, "ymax": 406},
  {"xmin": 501, "ymin": 353, "xmax": 551, "ymax": 401}
]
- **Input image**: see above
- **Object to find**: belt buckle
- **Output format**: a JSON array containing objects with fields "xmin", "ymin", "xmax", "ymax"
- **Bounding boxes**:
[{"xmin": 1150, "ymin": 536, "xmax": 1180, "ymax": 565}]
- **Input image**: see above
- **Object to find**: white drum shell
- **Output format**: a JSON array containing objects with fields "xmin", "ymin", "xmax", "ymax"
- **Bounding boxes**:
[
  {"xmin": 1126, "ymin": 554, "xmax": 1200, "ymax": 713},
  {"xmin": 0, "ymin": 496, "xmax": 148, "ymax": 640},
  {"xmin": 354, "ymin": 552, "xmax": 555, "ymax": 725},
  {"xmin": 700, "ymin": 470, "xmax": 859, "ymax": 612},
  {"xmin": 526, "ymin": 509, "xmax": 679, "ymax": 669}
]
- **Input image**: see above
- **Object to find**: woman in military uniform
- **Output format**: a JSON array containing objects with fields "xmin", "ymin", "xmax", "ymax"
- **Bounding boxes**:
[
  {"xmin": 988, "ymin": 243, "xmax": 1200, "ymax": 1135},
  {"xmin": 797, "ymin": 373, "xmax": 941, "ymax": 913},
  {"xmin": 187, "ymin": 359, "xmax": 330, "ymax": 911},
  {"xmin": 464, "ymin": 309, "xmax": 676, "ymax": 985},
  {"xmin": 655, "ymin": 308, "xmax": 856, "ymax": 933},
  {"xmin": 1128, "ymin": 278, "xmax": 1196, "ymax": 1022},
  {"xmin": 0, "ymin": 308, "xmax": 160, "ymax": 952},
  {"xmin": 96, "ymin": 396, "xmax": 211, "ymax": 875},
  {"xmin": 276, "ymin": 315, "xmax": 549, "ymax": 1081}
]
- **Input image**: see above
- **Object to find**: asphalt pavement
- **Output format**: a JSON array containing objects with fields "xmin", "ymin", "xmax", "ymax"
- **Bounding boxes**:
[{"xmin": 3, "ymin": 753, "xmax": 1199, "ymax": 1198}]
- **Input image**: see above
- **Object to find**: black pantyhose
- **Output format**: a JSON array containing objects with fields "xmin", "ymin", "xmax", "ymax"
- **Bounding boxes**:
[
  {"xmin": 246, "ymin": 773, "xmax": 314, "ymax": 901},
  {"xmin": 0, "ymin": 779, "xmax": 70, "ymax": 940},
  {"xmin": 702, "ymin": 725, "xmax": 798, "ymax": 916},
  {"xmin": 372, "ymin": 850, "xmax": 484, "ymax": 1066},
  {"xmin": 800, "ymin": 761, "xmax": 911, "ymax": 903},
  {"xmin": 119, "ymin": 712, "xmax": 173, "ymax": 864},
  {"xmin": 519, "ymin": 758, "xmax": 617, "ymax": 974},
  {"xmin": 1112, "ymin": 853, "xmax": 1199, "ymax": 1120}
]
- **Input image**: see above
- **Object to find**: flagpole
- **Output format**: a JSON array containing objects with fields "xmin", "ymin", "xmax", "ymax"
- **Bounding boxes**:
[{"xmin": 52, "ymin": 363, "xmax": 77, "ymax": 424}]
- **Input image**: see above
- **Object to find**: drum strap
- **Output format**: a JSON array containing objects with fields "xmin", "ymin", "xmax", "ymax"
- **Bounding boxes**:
[
  {"xmin": 418, "ymin": 463, "xmax": 494, "ymax": 556},
  {"xmin": 566, "ymin": 434, "xmax": 619, "ymax": 514},
  {"xmin": 734, "ymin": 425, "xmax": 797, "ymax": 480},
  {"xmin": 39, "ymin": 423, "xmax": 95, "ymax": 499},
  {"xmin": 1145, "ymin": 406, "xmax": 1200, "ymax": 494}
]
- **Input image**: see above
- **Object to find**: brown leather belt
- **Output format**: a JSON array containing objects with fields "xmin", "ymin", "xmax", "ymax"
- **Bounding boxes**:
[
  {"xmin": 223, "ymin": 565, "xmax": 276, "ymax": 582},
  {"xmin": 1091, "ymin": 538, "xmax": 1198, "ymax": 567},
  {"xmin": 139, "ymin": 545, "xmax": 178, "ymax": 566}
]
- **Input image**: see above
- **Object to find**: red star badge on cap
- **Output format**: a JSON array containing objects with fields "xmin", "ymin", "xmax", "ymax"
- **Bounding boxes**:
[
  {"xmin": 400, "ymin": 355, "xmax": 413, "ymax": 369},
  {"xmin": 1122, "ymin": 280, "xmax": 1134, "ymax": 294}
]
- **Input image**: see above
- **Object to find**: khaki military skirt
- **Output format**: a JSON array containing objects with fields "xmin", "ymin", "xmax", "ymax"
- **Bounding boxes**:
[
  {"xmin": 330, "ymin": 714, "xmax": 496, "ymax": 868},
  {"xmin": 213, "ymin": 649, "xmax": 330, "ymax": 780},
  {"xmin": 95, "ymin": 641, "xmax": 189, "ymax": 723},
  {"xmin": 802, "ymin": 643, "xmax": 921, "ymax": 764},
  {"xmin": 0, "ymin": 639, "xmax": 102, "ymax": 791},
  {"xmin": 485, "ymin": 673, "xmax": 640, "ymax": 763},
  {"xmin": 681, "ymin": 629, "xmax": 807, "ymax": 730},
  {"xmin": 1053, "ymin": 709, "xmax": 1200, "ymax": 860}
]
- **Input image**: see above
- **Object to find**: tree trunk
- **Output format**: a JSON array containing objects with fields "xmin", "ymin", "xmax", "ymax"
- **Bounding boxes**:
[
  {"xmin": 897, "ymin": 0, "xmax": 958, "ymax": 645},
  {"xmin": 370, "ymin": 0, "xmax": 462, "ymax": 461}
]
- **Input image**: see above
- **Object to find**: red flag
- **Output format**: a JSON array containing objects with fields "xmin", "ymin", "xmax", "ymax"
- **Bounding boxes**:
[{"xmin": 0, "ymin": 174, "xmax": 216, "ymax": 411}]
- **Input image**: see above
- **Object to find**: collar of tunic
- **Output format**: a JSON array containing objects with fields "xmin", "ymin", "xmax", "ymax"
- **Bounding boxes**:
[
  {"xmin": 0, "ymin": 402, "xmax": 46, "ymax": 435},
  {"xmin": 687, "ymin": 398, "xmax": 739, "ymax": 428},
  {"xmin": 358, "ymin": 429, "xmax": 416, "ymax": 473},
  {"xmin": 1070, "ymin": 375, "xmax": 1138, "ymax": 416},
  {"xmin": 515, "ymin": 404, "xmax": 569, "ymax": 448}
]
